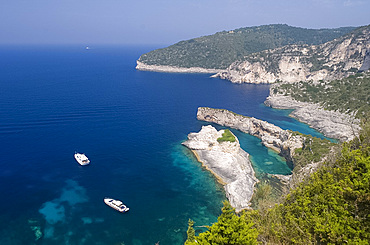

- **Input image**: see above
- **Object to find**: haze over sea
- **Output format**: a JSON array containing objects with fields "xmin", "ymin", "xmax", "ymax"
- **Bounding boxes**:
[{"xmin": 0, "ymin": 46, "xmax": 326, "ymax": 245}]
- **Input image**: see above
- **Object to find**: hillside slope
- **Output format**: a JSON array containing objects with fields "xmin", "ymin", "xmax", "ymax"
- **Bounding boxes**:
[{"xmin": 137, "ymin": 24, "xmax": 355, "ymax": 70}]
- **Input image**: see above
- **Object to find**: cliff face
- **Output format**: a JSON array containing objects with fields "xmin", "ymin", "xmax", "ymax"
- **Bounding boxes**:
[
  {"xmin": 359, "ymin": 50, "xmax": 370, "ymax": 71},
  {"xmin": 196, "ymin": 107, "xmax": 304, "ymax": 163},
  {"xmin": 182, "ymin": 125, "xmax": 258, "ymax": 211},
  {"xmin": 215, "ymin": 25, "xmax": 370, "ymax": 84}
]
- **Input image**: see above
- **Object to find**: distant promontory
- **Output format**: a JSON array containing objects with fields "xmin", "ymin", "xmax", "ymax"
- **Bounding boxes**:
[{"xmin": 136, "ymin": 24, "xmax": 355, "ymax": 72}]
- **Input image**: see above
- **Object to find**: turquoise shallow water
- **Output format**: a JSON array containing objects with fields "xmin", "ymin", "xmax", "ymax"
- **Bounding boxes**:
[{"xmin": 0, "ymin": 45, "xmax": 326, "ymax": 244}]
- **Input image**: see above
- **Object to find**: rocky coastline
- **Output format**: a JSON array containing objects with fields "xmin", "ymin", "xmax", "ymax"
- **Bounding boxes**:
[
  {"xmin": 264, "ymin": 93, "xmax": 361, "ymax": 142},
  {"xmin": 182, "ymin": 125, "xmax": 258, "ymax": 212},
  {"xmin": 136, "ymin": 61, "xmax": 225, "ymax": 74},
  {"xmin": 197, "ymin": 107, "xmax": 304, "ymax": 163}
]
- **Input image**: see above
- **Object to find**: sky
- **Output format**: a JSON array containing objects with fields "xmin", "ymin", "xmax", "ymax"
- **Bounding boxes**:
[{"xmin": 0, "ymin": 0, "xmax": 369, "ymax": 45}]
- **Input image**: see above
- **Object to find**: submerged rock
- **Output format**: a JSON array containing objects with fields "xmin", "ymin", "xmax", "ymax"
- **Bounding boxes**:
[
  {"xmin": 183, "ymin": 125, "xmax": 258, "ymax": 212},
  {"xmin": 28, "ymin": 219, "xmax": 42, "ymax": 241}
]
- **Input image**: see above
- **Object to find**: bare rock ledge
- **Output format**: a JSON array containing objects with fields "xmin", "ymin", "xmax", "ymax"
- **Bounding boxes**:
[{"xmin": 182, "ymin": 125, "xmax": 258, "ymax": 212}]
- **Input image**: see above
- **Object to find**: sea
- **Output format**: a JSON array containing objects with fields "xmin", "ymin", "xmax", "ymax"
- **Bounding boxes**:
[{"xmin": 0, "ymin": 45, "xmax": 327, "ymax": 245}]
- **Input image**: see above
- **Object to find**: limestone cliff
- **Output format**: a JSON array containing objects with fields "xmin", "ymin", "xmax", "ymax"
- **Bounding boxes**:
[
  {"xmin": 196, "ymin": 107, "xmax": 304, "ymax": 163},
  {"xmin": 215, "ymin": 25, "xmax": 370, "ymax": 84},
  {"xmin": 182, "ymin": 125, "xmax": 258, "ymax": 211}
]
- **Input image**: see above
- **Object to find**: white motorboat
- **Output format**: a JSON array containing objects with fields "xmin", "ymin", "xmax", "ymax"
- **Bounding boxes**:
[
  {"xmin": 74, "ymin": 152, "xmax": 90, "ymax": 166},
  {"xmin": 104, "ymin": 198, "xmax": 129, "ymax": 213}
]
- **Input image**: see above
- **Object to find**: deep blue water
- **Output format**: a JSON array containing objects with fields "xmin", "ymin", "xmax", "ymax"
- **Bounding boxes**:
[{"xmin": 0, "ymin": 45, "xmax": 326, "ymax": 244}]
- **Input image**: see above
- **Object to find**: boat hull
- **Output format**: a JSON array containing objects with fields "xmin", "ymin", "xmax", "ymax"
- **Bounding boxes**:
[
  {"xmin": 74, "ymin": 153, "xmax": 90, "ymax": 166},
  {"xmin": 104, "ymin": 198, "xmax": 129, "ymax": 213}
]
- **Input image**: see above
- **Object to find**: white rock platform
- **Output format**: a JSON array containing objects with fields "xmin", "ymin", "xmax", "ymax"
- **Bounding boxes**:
[{"xmin": 182, "ymin": 125, "xmax": 258, "ymax": 212}]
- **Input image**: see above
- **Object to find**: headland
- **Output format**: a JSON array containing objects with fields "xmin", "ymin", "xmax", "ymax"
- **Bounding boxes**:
[{"xmin": 136, "ymin": 61, "xmax": 225, "ymax": 74}]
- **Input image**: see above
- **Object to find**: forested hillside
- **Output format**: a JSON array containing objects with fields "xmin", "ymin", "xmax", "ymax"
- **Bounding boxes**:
[{"xmin": 138, "ymin": 24, "xmax": 355, "ymax": 69}]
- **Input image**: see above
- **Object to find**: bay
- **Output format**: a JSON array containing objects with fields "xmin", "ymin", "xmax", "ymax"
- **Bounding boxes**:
[{"xmin": 0, "ymin": 45, "xmax": 325, "ymax": 244}]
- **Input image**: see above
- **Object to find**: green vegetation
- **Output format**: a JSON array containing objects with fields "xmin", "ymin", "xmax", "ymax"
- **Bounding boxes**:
[
  {"xmin": 292, "ymin": 133, "xmax": 337, "ymax": 169},
  {"xmin": 270, "ymin": 128, "xmax": 370, "ymax": 244},
  {"xmin": 217, "ymin": 129, "xmax": 236, "ymax": 143},
  {"xmin": 251, "ymin": 181, "xmax": 275, "ymax": 211},
  {"xmin": 185, "ymin": 123, "xmax": 370, "ymax": 244},
  {"xmin": 185, "ymin": 219, "xmax": 196, "ymax": 244},
  {"xmin": 276, "ymin": 71, "xmax": 370, "ymax": 119},
  {"xmin": 139, "ymin": 24, "xmax": 354, "ymax": 69},
  {"xmin": 185, "ymin": 201, "xmax": 258, "ymax": 245}
]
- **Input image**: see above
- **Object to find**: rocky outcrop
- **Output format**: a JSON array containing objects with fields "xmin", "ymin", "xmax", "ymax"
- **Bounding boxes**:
[
  {"xmin": 136, "ymin": 61, "xmax": 225, "ymax": 74},
  {"xmin": 359, "ymin": 50, "xmax": 370, "ymax": 72},
  {"xmin": 182, "ymin": 125, "xmax": 258, "ymax": 211},
  {"xmin": 264, "ymin": 94, "xmax": 360, "ymax": 142},
  {"xmin": 197, "ymin": 107, "xmax": 304, "ymax": 162},
  {"xmin": 215, "ymin": 25, "xmax": 370, "ymax": 84}
]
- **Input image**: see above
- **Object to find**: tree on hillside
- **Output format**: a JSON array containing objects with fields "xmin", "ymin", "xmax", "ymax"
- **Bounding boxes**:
[
  {"xmin": 185, "ymin": 201, "xmax": 258, "ymax": 245},
  {"xmin": 185, "ymin": 219, "xmax": 195, "ymax": 245}
]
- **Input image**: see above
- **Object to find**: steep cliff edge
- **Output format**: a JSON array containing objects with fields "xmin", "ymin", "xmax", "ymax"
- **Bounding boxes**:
[
  {"xmin": 215, "ymin": 25, "xmax": 370, "ymax": 84},
  {"xmin": 182, "ymin": 125, "xmax": 258, "ymax": 211},
  {"xmin": 196, "ymin": 107, "xmax": 304, "ymax": 163}
]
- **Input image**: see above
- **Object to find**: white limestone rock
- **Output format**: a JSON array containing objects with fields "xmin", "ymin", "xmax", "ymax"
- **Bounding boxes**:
[
  {"xmin": 182, "ymin": 125, "xmax": 258, "ymax": 212},
  {"xmin": 214, "ymin": 27, "xmax": 370, "ymax": 84}
]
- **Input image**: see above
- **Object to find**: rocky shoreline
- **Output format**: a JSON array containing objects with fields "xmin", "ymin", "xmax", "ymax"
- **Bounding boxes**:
[
  {"xmin": 182, "ymin": 125, "xmax": 258, "ymax": 212},
  {"xmin": 136, "ymin": 61, "xmax": 225, "ymax": 74},
  {"xmin": 264, "ymin": 93, "xmax": 361, "ymax": 142},
  {"xmin": 197, "ymin": 107, "xmax": 304, "ymax": 163}
]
